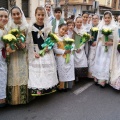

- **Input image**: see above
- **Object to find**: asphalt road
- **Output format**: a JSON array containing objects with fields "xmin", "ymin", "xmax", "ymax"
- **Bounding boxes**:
[{"xmin": 1, "ymin": 79, "xmax": 120, "ymax": 120}]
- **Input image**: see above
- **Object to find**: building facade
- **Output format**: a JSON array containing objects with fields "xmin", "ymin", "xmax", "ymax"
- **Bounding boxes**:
[
  {"xmin": 60, "ymin": 0, "xmax": 120, "ymax": 18},
  {"xmin": 0, "ymin": 0, "xmax": 47, "ymax": 22}
]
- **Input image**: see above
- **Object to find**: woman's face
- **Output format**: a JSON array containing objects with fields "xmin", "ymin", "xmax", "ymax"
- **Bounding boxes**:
[
  {"xmin": 67, "ymin": 23, "xmax": 74, "ymax": 31},
  {"xmin": 75, "ymin": 18, "xmax": 82, "ymax": 29},
  {"xmin": 82, "ymin": 14, "xmax": 89, "ymax": 23},
  {"xmin": 45, "ymin": 5, "xmax": 51, "ymax": 15},
  {"xmin": 11, "ymin": 8, "xmax": 22, "ymax": 24},
  {"xmin": 0, "ymin": 10, "xmax": 8, "ymax": 27},
  {"xmin": 92, "ymin": 15, "xmax": 99, "ymax": 26},
  {"xmin": 59, "ymin": 25, "xmax": 68, "ymax": 37},
  {"xmin": 35, "ymin": 10, "xmax": 45, "ymax": 24},
  {"xmin": 104, "ymin": 14, "xmax": 112, "ymax": 25}
]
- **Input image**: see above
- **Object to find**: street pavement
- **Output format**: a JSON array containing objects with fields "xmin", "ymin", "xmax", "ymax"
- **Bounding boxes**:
[{"xmin": 1, "ymin": 79, "xmax": 120, "ymax": 120}]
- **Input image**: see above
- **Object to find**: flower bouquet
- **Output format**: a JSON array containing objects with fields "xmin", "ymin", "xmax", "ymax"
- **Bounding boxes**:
[
  {"xmin": 90, "ymin": 27, "xmax": 98, "ymax": 45},
  {"xmin": 101, "ymin": 28, "xmax": 112, "ymax": 52},
  {"xmin": 9, "ymin": 28, "xmax": 26, "ymax": 52},
  {"xmin": 1, "ymin": 34, "xmax": 17, "ymax": 63},
  {"xmin": 79, "ymin": 33, "xmax": 91, "ymax": 48},
  {"xmin": 63, "ymin": 38, "xmax": 74, "ymax": 63},
  {"xmin": 39, "ymin": 33, "xmax": 59, "ymax": 56}
]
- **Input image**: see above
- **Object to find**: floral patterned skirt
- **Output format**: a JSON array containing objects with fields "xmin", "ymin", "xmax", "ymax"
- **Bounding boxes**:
[
  {"xmin": 7, "ymin": 85, "xmax": 34, "ymax": 105},
  {"xmin": 29, "ymin": 85, "xmax": 58, "ymax": 96},
  {"xmin": 7, "ymin": 51, "xmax": 34, "ymax": 105}
]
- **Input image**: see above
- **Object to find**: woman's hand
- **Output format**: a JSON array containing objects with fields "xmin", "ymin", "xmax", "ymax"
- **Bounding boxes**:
[
  {"xmin": 20, "ymin": 43, "xmax": 26, "ymax": 49},
  {"xmin": 76, "ymin": 49, "xmax": 81, "ymax": 53},
  {"xmin": 105, "ymin": 41, "xmax": 113, "ymax": 46},
  {"xmin": 6, "ymin": 44, "xmax": 15, "ymax": 53},
  {"xmin": 64, "ymin": 50, "xmax": 71, "ymax": 54},
  {"xmin": 45, "ymin": 46, "xmax": 50, "ymax": 53},
  {"xmin": 34, "ymin": 52, "xmax": 40, "ymax": 58}
]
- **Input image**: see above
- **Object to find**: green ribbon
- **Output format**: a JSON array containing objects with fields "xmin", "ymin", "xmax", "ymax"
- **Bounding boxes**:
[
  {"xmin": 17, "ymin": 34, "xmax": 25, "ymax": 43},
  {"xmin": 10, "ymin": 43, "xmax": 16, "ymax": 50},
  {"xmin": 64, "ymin": 44, "xmax": 73, "ymax": 63},
  {"xmin": 40, "ymin": 37, "xmax": 56, "ymax": 56},
  {"xmin": 41, "ymin": 37, "xmax": 55, "ymax": 50},
  {"xmin": 79, "ymin": 37, "xmax": 87, "ymax": 48},
  {"xmin": 65, "ymin": 45, "xmax": 73, "ymax": 50}
]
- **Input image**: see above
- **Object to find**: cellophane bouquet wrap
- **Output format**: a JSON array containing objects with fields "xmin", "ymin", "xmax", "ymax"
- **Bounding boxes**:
[
  {"xmin": 63, "ymin": 38, "xmax": 74, "ymax": 63},
  {"xmin": 39, "ymin": 33, "xmax": 59, "ymax": 56},
  {"xmin": 79, "ymin": 33, "xmax": 91, "ymax": 48},
  {"xmin": 1, "ymin": 34, "xmax": 17, "ymax": 63},
  {"xmin": 90, "ymin": 27, "xmax": 98, "ymax": 45},
  {"xmin": 101, "ymin": 28, "xmax": 112, "ymax": 52}
]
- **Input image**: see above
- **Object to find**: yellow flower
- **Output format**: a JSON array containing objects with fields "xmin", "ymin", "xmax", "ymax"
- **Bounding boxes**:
[
  {"xmin": 103, "ymin": 28, "xmax": 112, "ymax": 33},
  {"xmin": 91, "ymin": 27, "xmax": 98, "ymax": 32},
  {"xmin": 3, "ymin": 34, "xmax": 17, "ymax": 42},
  {"xmin": 9, "ymin": 29, "xmax": 19, "ymax": 34},
  {"xmin": 64, "ymin": 38, "xmax": 74, "ymax": 42},
  {"xmin": 84, "ymin": 33, "xmax": 88, "ymax": 36}
]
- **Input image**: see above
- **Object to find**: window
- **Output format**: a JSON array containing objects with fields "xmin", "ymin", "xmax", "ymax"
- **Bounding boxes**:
[
  {"xmin": 0, "ymin": 0, "xmax": 8, "ymax": 9},
  {"xmin": 22, "ymin": 0, "xmax": 29, "ymax": 17},
  {"xmin": 107, "ymin": 0, "xmax": 110, "ymax": 6}
]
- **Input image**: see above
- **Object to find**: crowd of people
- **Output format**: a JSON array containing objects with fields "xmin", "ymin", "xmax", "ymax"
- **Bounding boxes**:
[{"xmin": 0, "ymin": 3, "xmax": 120, "ymax": 108}]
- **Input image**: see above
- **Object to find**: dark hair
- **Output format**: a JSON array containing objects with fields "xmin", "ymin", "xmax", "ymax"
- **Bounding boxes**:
[
  {"xmin": 82, "ymin": 12, "xmax": 89, "ymax": 16},
  {"xmin": 10, "ymin": 6, "xmax": 22, "ymax": 14},
  {"xmin": 58, "ymin": 23, "xmax": 67, "ymax": 28},
  {"xmin": 54, "ymin": 7, "xmax": 62, "ymax": 14},
  {"xmin": 67, "ymin": 20, "xmax": 75, "ymax": 26},
  {"xmin": 35, "ymin": 7, "xmax": 45, "ymax": 15},
  {"xmin": 104, "ymin": 11, "xmax": 112, "ymax": 18}
]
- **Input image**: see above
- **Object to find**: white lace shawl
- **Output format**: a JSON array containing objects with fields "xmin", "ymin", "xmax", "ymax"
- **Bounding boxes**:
[
  {"xmin": 95, "ymin": 20, "xmax": 119, "ymax": 83},
  {"xmin": 110, "ymin": 26, "xmax": 120, "ymax": 84},
  {"xmin": 26, "ymin": 24, "xmax": 52, "ymax": 61}
]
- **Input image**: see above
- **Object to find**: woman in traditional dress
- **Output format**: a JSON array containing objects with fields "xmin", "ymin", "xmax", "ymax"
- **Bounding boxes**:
[
  {"xmin": 82, "ymin": 13, "xmax": 91, "ymax": 33},
  {"xmin": 88, "ymin": 14, "xmax": 100, "ymax": 79},
  {"xmin": 53, "ymin": 23, "xmax": 75, "ymax": 91},
  {"xmin": 0, "ymin": 8, "xmax": 8, "ymax": 107},
  {"xmin": 7, "ymin": 6, "xmax": 29, "ymax": 105},
  {"xmin": 92, "ymin": 11, "xmax": 117, "ymax": 87},
  {"xmin": 73, "ymin": 17, "xmax": 88, "ymax": 81},
  {"xmin": 109, "ymin": 22, "xmax": 120, "ymax": 90},
  {"xmin": 27, "ymin": 7, "xmax": 58, "ymax": 96},
  {"xmin": 82, "ymin": 13, "xmax": 91, "ymax": 57}
]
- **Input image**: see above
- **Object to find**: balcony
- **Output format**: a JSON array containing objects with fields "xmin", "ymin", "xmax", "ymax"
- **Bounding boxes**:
[{"xmin": 60, "ymin": 0, "xmax": 90, "ymax": 5}]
